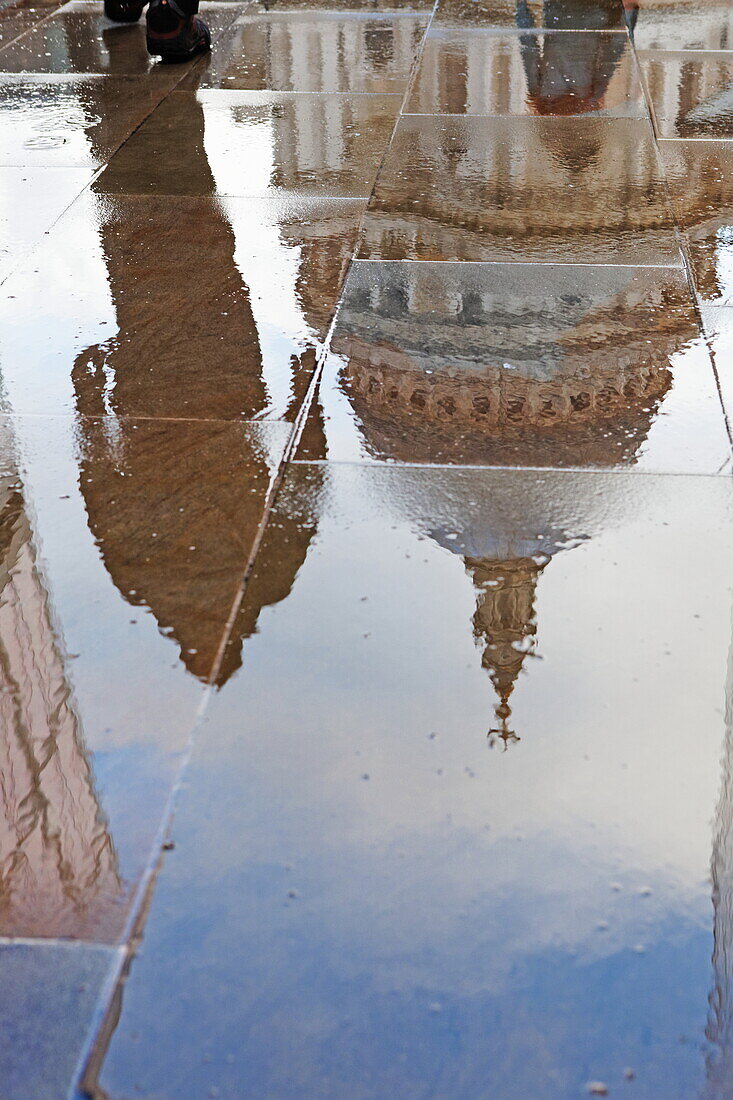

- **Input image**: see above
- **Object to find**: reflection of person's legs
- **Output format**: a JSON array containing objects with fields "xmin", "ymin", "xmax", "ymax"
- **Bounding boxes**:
[{"xmin": 104, "ymin": 0, "xmax": 210, "ymax": 62}]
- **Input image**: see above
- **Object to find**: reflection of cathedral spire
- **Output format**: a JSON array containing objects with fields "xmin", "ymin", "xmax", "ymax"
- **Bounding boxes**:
[
  {"xmin": 467, "ymin": 553, "xmax": 547, "ymax": 747},
  {"xmin": 0, "ymin": 476, "xmax": 120, "ymax": 938},
  {"xmin": 705, "ymin": 611, "xmax": 733, "ymax": 1095}
]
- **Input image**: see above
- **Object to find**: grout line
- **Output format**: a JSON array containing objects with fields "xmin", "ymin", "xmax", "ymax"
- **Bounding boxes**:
[
  {"xmin": 350, "ymin": 257, "xmax": 686, "ymax": 268},
  {"xmin": 288, "ymin": 458, "xmax": 733, "ymax": 478}
]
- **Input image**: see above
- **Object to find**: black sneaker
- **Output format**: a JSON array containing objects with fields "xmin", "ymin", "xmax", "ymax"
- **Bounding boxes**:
[
  {"xmin": 146, "ymin": 0, "xmax": 211, "ymax": 61},
  {"xmin": 104, "ymin": 0, "xmax": 144, "ymax": 22}
]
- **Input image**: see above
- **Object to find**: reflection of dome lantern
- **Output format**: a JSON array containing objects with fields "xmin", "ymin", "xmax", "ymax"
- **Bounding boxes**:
[{"xmin": 431, "ymin": 521, "xmax": 579, "ymax": 746}]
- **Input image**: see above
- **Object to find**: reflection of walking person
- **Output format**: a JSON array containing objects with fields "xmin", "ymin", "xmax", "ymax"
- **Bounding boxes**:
[
  {"xmin": 104, "ymin": 0, "xmax": 210, "ymax": 62},
  {"xmin": 516, "ymin": 0, "xmax": 629, "ymax": 114}
]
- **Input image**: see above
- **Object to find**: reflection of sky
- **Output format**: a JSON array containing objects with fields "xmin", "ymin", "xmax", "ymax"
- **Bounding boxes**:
[{"xmin": 101, "ymin": 465, "xmax": 733, "ymax": 1099}]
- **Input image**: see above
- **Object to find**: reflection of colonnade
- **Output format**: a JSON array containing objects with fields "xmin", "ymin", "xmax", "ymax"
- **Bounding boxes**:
[
  {"xmin": 0, "ymin": 463, "xmax": 120, "ymax": 938},
  {"xmin": 218, "ymin": 11, "xmax": 425, "ymax": 94}
]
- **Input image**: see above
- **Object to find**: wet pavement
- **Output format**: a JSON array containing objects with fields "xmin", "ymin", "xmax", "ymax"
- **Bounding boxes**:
[{"xmin": 0, "ymin": 0, "xmax": 730, "ymax": 1097}]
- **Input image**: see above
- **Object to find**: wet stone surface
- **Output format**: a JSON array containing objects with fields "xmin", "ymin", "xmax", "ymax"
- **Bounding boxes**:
[
  {"xmin": 407, "ymin": 30, "xmax": 644, "ymax": 116},
  {"xmin": 297, "ymin": 260, "xmax": 730, "ymax": 471},
  {"xmin": 433, "ymin": 0, "xmax": 627, "ymax": 31},
  {"xmin": 359, "ymin": 116, "xmax": 681, "ymax": 263},
  {"xmin": 660, "ymin": 139, "xmax": 733, "ymax": 306},
  {"xmin": 627, "ymin": 0, "xmax": 733, "ymax": 52},
  {"xmin": 94, "ymin": 89, "xmax": 402, "ymax": 196},
  {"xmin": 190, "ymin": 11, "xmax": 431, "ymax": 93},
  {"xmin": 0, "ymin": 414, "xmax": 288, "ymax": 940},
  {"xmin": 96, "ymin": 464, "xmax": 733, "ymax": 1100},
  {"xmin": 641, "ymin": 51, "xmax": 733, "ymax": 139},
  {"xmin": 0, "ymin": 942, "xmax": 118, "ymax": 1100},
  {"xmin": 0, "ymin": 0, "xmax": 731, "ymax": 1097},
  {"xmin": 0, "ymin": 191, "xmax": 362, "ymax": 418}
]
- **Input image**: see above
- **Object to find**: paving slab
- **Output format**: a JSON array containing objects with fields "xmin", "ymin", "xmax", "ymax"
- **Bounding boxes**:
[
  {"xmin": 0, "ymin": 190, "xmax": 362, "ymax": 417},
  {"xmin": 359, "ymin": 115, "xmax": 680, "ymax": 263},
  {"xmin": 0, "ymin": 941, "xmax": 118, "ymax": 1100},
  {"xmin": 627, "ymin": 0, "xmax": 733, "ymax": 53},
  {"xmin": 0, "ymin": 0, "xmax": 63, "ymax": 51},
  {"xmin": 94, "ymin": 88, "xmax": 402, "ymax": 196},
  {"xmin": 188, "ymin": 11, "xmax": 430, "ymax": 92},
  {"xmin": 0, "ymin": 165, "xmax": 91, "ymax": 282},
  {"xmin": 406, "ymin": 29, "xmax": 644, "ymax": 116},
  {"xmin": 91, "ymin": 462, "xmax": 733, "ymax": 1100},
  {"xmin": 0, "ymin": 73, "xmax": 176, "ymax": 167},
  {"xmin": 0, "ymin": 413, "xmax": 288, "ymax": 940},
  {"xmin": 297, "ymin": 260, "xmax": 731, "ymax": 471},
  {"xmin": 641, "ymin": 51, "xmax": 733, "ymax": 139},
  {"xmin": 660, "ymin": 139, "xmax": 733, "ymax": 305},
  {"xmin": 433, "ymin": 0, "xmax": 627, "ymax": 31}
]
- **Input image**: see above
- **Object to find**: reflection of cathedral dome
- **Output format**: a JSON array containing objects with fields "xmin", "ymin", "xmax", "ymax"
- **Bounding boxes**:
[{"xmin": 333, "ymin": 264, "xmax": 694, "ymax": 466}]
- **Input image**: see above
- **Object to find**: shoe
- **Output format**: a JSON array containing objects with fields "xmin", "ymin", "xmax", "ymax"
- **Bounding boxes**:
[
  {"xmin": 146, "ymin": 0, "xmax": 211, "ymax": 61},
  {"xmin": 104, "ymin": 0, "xmax": 144, "ymax": 22}
]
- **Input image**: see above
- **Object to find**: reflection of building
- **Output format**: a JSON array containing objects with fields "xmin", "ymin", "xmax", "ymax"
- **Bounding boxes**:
[
  {"xmin": 325, "ymin": 258, "xmax": 696, "ymax": 742},
  {"xmin": 207, "ymin": 11, "xmax": 427, "ymax": 93},
  {"xmin": 76, "ymin": 85, "xmax": 320, "ymax": 686},
  {"xmin": 332, "ymin": 262, "xmax": 694, "ymax": 467},
  {"xmin": 643, "ymin": 52, "xmax": 733, "ymax": 138},
  {"xmin": 0, "ymin": 470, "xmax": 120, "ymax": 938}
]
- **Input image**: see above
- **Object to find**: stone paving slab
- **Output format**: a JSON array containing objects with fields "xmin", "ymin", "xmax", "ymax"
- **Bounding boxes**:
[
  {"xmin": 0, "ymin": 190, "xmax": 361, "ymax": 417},
  {"xmin": 0, "ymin": 413, "xmax": 288, "ymax": 941},
  {"xmin": 93, "ymin": 88, "xmax": 402, "ymax": 196},
  {"xmin": 359, "ymin": 116, "xmax": 682, "ymax": 264},
  {"xmin": 296, "ymin": 260, "xmax": 732, "ymax": 472},
  {"xmin": 0, "ymin": 0, "xmax": 729, "ymax": 1094},
  {"xmin": 92, "ymin": 463, "xmax": 733, "ymax": 1100},
  {"xmin": 406, "ymin": 29, "xmax": 644, "ymax": 116},
  {"xmin": 627, "ymin": 0, "xmax": 733, "ymax": 53},
  {"xmin": 0, "ymin": 942, "xmax": 119, "ymax": 1100},
  {"xmin": 641, "ymin": 50, "xmax": 733, "ymax": 139},
  {"xmin": 188, "ymin": 10, "xmax": 431, "ymax": 92}
]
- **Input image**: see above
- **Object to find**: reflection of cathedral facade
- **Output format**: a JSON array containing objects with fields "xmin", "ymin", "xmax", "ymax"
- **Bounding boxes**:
[
  {"xmin": 333, "ymin": 261, "xmax": 694, "ymax": 467},
  {"xmin": 0, "ymin": 472, "xmax": 120, "ymax": 938}
]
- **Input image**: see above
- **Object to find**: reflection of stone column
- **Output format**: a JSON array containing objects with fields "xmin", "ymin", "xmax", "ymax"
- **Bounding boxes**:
[
  {"xmin": 705, "ymin": 612, "xmax": 733, "ymax": 1095},
  {"xmin": 0, "ymin": 478, "xmax": 120, "ymax": 938}
]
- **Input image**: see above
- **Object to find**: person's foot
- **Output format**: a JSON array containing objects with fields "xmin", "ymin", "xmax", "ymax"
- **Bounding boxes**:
[
  {"xmin": 104, "ymin": 0, "xmax": 144, "ymax": 22},
  {"xmin": 146, "ymin": 0, "xmax": 211, "ymax": 61}
]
